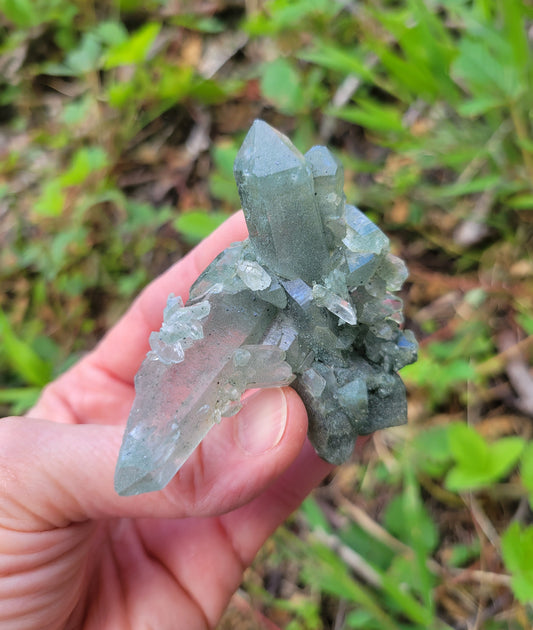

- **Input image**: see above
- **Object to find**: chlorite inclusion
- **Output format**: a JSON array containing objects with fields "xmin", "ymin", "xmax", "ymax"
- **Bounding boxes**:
[{"xmin": 114, "ymin": 120, "xmax": 418, "ymax": 496}]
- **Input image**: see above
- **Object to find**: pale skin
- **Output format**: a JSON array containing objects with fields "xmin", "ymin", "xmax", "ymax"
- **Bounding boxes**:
[{"xmin": 0, "ymin": 212, "xmax": 339, "ymax": 630}]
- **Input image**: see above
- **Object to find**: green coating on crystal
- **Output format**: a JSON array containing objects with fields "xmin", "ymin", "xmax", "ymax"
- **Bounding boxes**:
[{"xmin": 114, "ymin": 120, "xmax": 418, "ymax": 496}]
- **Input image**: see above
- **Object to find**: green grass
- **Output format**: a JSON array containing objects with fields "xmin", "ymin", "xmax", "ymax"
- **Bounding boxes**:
[{"xmin": 2, "ymin": 0, "xmax": 533, "ymax": 626}]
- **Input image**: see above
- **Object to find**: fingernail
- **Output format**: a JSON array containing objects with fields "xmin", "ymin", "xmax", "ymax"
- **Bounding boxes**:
[{"xmin": 235, "ymin": 388, "xmax": 287, "ymax": 455}]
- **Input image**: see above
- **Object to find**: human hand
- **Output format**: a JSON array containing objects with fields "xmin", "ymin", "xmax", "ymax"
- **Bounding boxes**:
[{"xmin": 0, "ymin": 212, "xmax": 334, "ymax": 630}]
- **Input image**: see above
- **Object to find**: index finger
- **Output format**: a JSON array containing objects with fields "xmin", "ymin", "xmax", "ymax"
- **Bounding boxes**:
[{"xmin": 91, "ymin": 211, "xmax": 248, "ymax": 383}]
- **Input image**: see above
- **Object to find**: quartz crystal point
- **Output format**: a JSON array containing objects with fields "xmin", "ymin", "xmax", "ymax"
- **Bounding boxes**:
[{"xmin": 115, "ymin": 120, "xmax": 417, "ymax": 496}]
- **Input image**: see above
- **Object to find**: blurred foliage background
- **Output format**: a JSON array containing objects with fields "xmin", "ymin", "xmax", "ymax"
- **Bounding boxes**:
[{"xmin": 1, "ymin": 0, "xmax": 533, "ymax": 627}]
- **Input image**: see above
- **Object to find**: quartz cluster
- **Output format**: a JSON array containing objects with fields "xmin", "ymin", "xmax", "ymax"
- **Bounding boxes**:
[{"xmin": 114, "ymin": 120, "xmax": 417, "ymax": 496}]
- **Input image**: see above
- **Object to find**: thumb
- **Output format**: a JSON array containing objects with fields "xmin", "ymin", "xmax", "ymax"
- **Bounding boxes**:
[{"xmin": 0, "ymin": 388, "xmax": 308, "ymax": 532}]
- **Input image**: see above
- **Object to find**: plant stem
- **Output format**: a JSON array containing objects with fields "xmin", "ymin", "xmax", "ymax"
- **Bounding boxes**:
[{"xmin": 510, "ymin": 102, "xmax": 533, "ymax": 183}]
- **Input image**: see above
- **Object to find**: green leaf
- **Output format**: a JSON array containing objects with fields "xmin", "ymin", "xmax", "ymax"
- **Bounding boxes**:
[
  {"xmin": 60, "ymin": 147, "xmax": 109, "ymax": 186},
  {"xmin": 0, "ymin": 0, "xmax": 36, "ymax": 27},
  {"xmin": 105, "ymin": 22, "xmax": 161, "ymax": 69},
  {"xmin": 299, "ymin": 44, "xmax": 375, "ymax": 81},
  {"xmin": 384, "ymin": 489, "xmax": 438, "ymax": 555},
  {"xmin": 501, "ymin": 0, "xmax": 529, "ymax": 73},
  {"xmin": 381, "ymin": 559, "xmax": 436, "ymax": 626},
  {"xmin": 300, "ymin": 497, "xmax": 331, "ymax": 532},
  {"xmin": 260, "ymin": 58, "xmax": 305, "ymax": 115},
  {"xmin": 346, "ymin": 610, "xmax": 381, "ymax": 629},
  {"xmin": 507, "ymin": 193, "xmax": 533, "ymax": 209},
  {"xmin": 446, "ymin": 540, "xmax": 481, "ymax": 568},
  {"xmin": 107, "ymin": 81, "xmax": 135, "ymax": 108},
  {"xmin": 0, "ymin": 387, "xmax": 42, "ymax": 414},
  {"xmin": 520, "ymin": 442, "xmax": 533, "ymax": 508},
  {"xmin": 446, "ymin": 423, "xmax": 524, "ymax": 491},
  {"xmin": 0, "ymin": 310, "xmax": 52, "ymax": 387},
  {"xmin": 448, "ymin": 422, "xmax": 489, "ymax": 470},
  {"xmin": 434, "ymin": 174, "xmax": 500, "ymax": 198},
  {"xmin": 329, "ymin": 100, "xmax": 404, "ymax": 133},
  {"xmin": 458, "ymin": 94, "xmax": 506, "ymax": 116},
  {"xmin": 34, "ymin": 180, "xmax": 65, "ymax": 217},
  {"xmin": 412, "ymin": 426, "xmax": 453, "ymax": 477},
  {"xmin": 340, "ymin": 523, "xmax": 395, "ymax": 571},
  {"xmin": 65, "ymin": 33, "xmax": 102, "ymax": 74},
  {"xmin": 212, "ymin": 141, "xmax": 239, "ymax": 179},
  {"xmin": 502, "ymin": 522, "xmax": 533, "ymax": 603},
  {"xmin": 489, "ymin": 438, "xmax": 525, "ymax": 476},
  {"xmin": 94, "ymin": 20, "xmax": 128, "ymax": 46},
  {"xmin": 209, "ymin": 141, "xmax": 240, "ymax": 205},
  {"xmin": 123, "ymin": 200, "xmax": 172, "ymax": 231},
  {"xmin": 174, "ymin": 211, "xmax": 228, "ymax": 244},
  {"xmin": 452, "ymin": 34, "xmax": 523, "ymax": 102},
  {"xmin": 516, "ymin": 312, "xmax": 533, "ymax": 336},
  {"xmin": 171, "ymin": 14, "xmax": 224, "ymax": 33},
  {"xmin": 245, "ymin": 0, "xmax": 342, "ymax": 36},
  {"xmin": 62, "ymin": 95, "xmax": 95, "ymax": 126},
  {"xmin": 302, "ymin": 542, "xmax": 398, "ymax": 629}
]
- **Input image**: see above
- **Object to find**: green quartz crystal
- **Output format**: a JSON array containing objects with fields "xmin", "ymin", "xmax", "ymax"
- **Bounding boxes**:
[{"xmin": 114, "ymin": 120, "xmax": 418, "ymax": 496}]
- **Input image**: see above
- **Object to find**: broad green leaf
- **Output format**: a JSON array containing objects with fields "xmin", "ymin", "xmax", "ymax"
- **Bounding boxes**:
[
  {"xmin": 155, "ymin": 65, "xmax": 194, "ymax": 102},
  {"xmin": 174, "ymin": 211, "xmax": 228, "ymax": 244},
  {"xmin": 94, "ymin": 20, "xmax": 128, "ymax": 46},
  {"xmin": 0, "ymin": 310, "xmax": 52, "ymax": 387},
  {"xmin": 401, "ymin": 355, "xmax": 476, "ymax": 406},
  {"xmin": 62, "ymin": 96, "xmax": 95, "ymax": 126},
  {"xmin": 60, "ymin": 147, "xmax": 109, "ymax": 186},
  {"xmin": 208, "ymin": 173, "xmax": 240, "ymax": 206},
  {"xmin": 502, "ymin": 522, "xmax": 533, "ymax": 603},
  {"xmin": 446, "ymin": 424, "xmax": 524, "ymax": 491},
  {"xmin": 124, "ymin": 200, "xmax": 172, "ymax": 230},
  {"xmin": 0, "ymin": 0, "xmax": 36, "ymax": 27},
  {"xmin": 117, "ymin": 269, "xmax": 148, "ymax": 297},
  {"xmin": 501, "ymin": 0, "xmax": 529, "ymax": 72},
  {"xmin": 107, "ymin": 81, "xmax": 135, "ymax": 108},
  {"xmin": 260, "ymin": 58, "xmax": 304, "ymax": 115},
  {"xmin": 105, "ymin": 22, "xmax": 160, "ymax": 69},
  {"xmin": 488, "ymin": 437, "xmax": 525, "ymax": 480},
  {"xmin": 448, "ymin": 423, "xmax": 489, "ymax": 471},
  {"xmin": 65, "ymin": 33, "xmax": 102, "ymax": 74},
  {"xmin": 212, "ymin": 142, "xmax": 239, "ymax": 179},
  {"xmin": 189, "ymin": 78, "xmax": 239, "ymax": 105},
  {"xmin": 34, "ymin": 180, "xmax": 65, "ymax": 217},
  {"xmin": 452, "ymin": 35, "xmax": 523, "ymax": 102}
]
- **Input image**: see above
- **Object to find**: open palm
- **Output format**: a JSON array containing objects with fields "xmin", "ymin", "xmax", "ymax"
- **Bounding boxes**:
[{"xmin": 0, "ymin": 212, "xmax": 333, "ymax": 630}]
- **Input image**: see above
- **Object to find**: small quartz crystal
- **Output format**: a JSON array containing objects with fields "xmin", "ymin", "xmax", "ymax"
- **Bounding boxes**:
[{"xmin": 115, "ymin": 120, "xmax": 417, "ymax": 496}]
